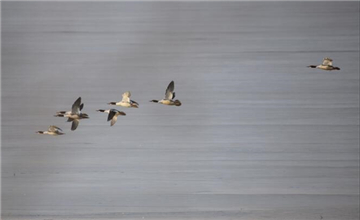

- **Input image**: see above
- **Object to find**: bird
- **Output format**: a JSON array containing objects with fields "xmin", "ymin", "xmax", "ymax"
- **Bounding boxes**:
[
  {"xmin": 36, "ymin": 125, "xmax": 65, "ymax": 136},
  {"xmin": 150, "ymin": 81, "xmax": 181, "ymax": 106},
  {"xmin": 308, "ymin": 57, "xmax": 340, "ymax": 70},
  {"xmin": 55, "ymin": 97, "xmax": 89, "ymax": 131},
  {"xmin": 96, "ymin": 109, "xmax": 126, "ymax": 126},
  {"xmin": 108, "ymin": 91, "xmax": 139, "ymax": 108}
]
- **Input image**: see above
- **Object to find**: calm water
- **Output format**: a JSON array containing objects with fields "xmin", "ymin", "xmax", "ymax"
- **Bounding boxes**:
[{"xmin": 2, "ymin": 2, "xmax": 359, "ymax": 220}]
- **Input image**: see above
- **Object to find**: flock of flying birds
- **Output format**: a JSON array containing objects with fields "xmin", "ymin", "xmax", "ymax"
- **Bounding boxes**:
[
  {"xmin": 37, "ymin": 57, "xmax": 340, "ymax": 136},
  {"xmin": 36, "ymin": 80, "xmax": 181, "ymax": 135}
]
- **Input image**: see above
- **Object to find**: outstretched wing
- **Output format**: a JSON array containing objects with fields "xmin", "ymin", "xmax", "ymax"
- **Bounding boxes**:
[
  {"xmin": 107, "ymin": 109, "xmax": 116, "ymax": 122},
  {"xmin": 122, "ymin": 91, "xmax": 131, "ymax": 103},
  {"xmin": 322, "ymin": 58, "xmax": 333, "ymax": 66},
  {"xmin": 110, "ymin": 115, "xmax": 118, "ymax": 126},
  {"xmin": 71, "ymin": 97, "xmax": 82, "ymax": 114},
  {"xmin": 165, "ymin": 81, "xmax": 175, "ymax": 100},
  {"xmin": 49, "ymin": 125, "xmax": 62, "ymax": 132},
  {"xmin": 71, "ymin": 120, "xmax": 79, "ymax": 131}
]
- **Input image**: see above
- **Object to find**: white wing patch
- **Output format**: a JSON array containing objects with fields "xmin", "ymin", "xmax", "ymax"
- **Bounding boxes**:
[
  {"xmin": 122, "ymin": 91, "xmax": 131, "ymax": 103},
  {"xmin": 322, "ymin": 57, "xmax": 333, "ymax": 66},
  {"xmin": 165, "ymin": 81, "xmax": 175, "ymax": 100},
  {"xmin": 110, "ymin": 115, "xmax": 118, "ymax": 126},
  {"xmin": 49, "ymin": 125, "xmax": 62, "ymax": 132}
]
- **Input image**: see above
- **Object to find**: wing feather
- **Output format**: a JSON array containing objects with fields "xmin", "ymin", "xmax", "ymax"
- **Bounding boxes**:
[
  {"xmin": 49, "ymin": 125, "xmax": 62, "ymax": 132},
  {"xmin": 71, "ymin": 97, "xmax": 81, "ymax": 114},
  {"xmin": 165, "ymin": 81, "xmax": 175, "ymax": 100},
  {"xmin": 71, "ymin": 120, "xmax": 79, "ymax": 131},
  {"xmin": 322, "ymin": 58, "xmax": 333, "ymax": 66},
  {"xmin": 110, "ymin": 115, "xmax": 118, "ymax": 126},
  {"xmin": 122, "ymin": 91, "xmax": 131, "ymax": 102},
  {"xmin": 107, "ymin": 110, "xmax": 116, "ymax": 122},
  {"xmin": 48, "ymin": 126, "xmax": 56, "ymax": 132}
]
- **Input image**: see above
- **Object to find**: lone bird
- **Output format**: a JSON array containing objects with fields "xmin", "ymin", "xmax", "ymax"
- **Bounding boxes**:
[
  {"xmin": 308, "ymin": 57, "xmax": 340, "ymax": 71},
  {"xmin": 150, "ymin": 81, "xmax": 181, "ymax": 106},
  {"xmin": 55, "ymin": 97, "xmax": 89, "ymax": 131},
  {"xmin": 96, "ymin": 109, "xmax": 126, "ymax": 126},
  {"xmin": 108, "ymin": 91, "xmax": 139, "ymax": 108},
  {"xmin": 36, "ymin": 125, "xmax": 65, "ymax": 136}
]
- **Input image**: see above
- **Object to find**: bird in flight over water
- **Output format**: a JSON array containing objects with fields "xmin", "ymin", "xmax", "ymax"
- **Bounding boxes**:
[
  {"xmin": 308, "ymin": 57, "xmax": 340, "ymax": 71},
  {"xmin": 55, "ymin": 97, "xmax": 89, "ymax": 131},
  {"xmin": 150, "ymin": 81, "xmax": 182, "ymax": 106},
  {"xmin": 108, "ymin": 91, "xmax": 139, "ymax": 108},
  {"xmin": 36, "ymin": 125, "xmax": 65, "ymax": 136},
  {"xmin": 96, "ymin": 109, "xmax": 126, "ymax": 126}
]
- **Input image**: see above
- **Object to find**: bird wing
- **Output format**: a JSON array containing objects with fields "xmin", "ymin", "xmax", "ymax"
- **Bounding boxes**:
[
  {"xmin": 165, "ymin": 81, "xmax": 175, "ymax": 100},
  {"xmin": 322, "ymin": 58, "xmax": 333, "ymax": 66},
  {"xmin": 110, "ymin": 115, "xmax": 118, "ymax": 126},
  {"xmin": 71, "ymin": 97, "xmax": 82, "ymax": 114},
  {"xmin": 107, "ymin": 110, "xmax": 116, "ymax": 122},
  {"xmin": 122, "ymin": 91, "xmax": 131, "ymax": 103},
  {"xmin": 49, "ymin": 125, "xmax": 62, "ymax": 132},
  {"xmin": 71, "ymin": 119, "xmax": 79, "ymax": 131}
]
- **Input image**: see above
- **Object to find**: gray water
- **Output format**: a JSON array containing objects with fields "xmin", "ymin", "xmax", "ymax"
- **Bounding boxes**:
[{"xmin": 1, "ymin": 2, "xmax": 359, "ymax": 220}]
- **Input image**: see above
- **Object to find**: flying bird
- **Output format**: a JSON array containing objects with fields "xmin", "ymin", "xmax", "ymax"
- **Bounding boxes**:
[
  {"xmin": 150, "ymin": 81, "xmax": 181, "ymax": 106},
  {"xmin": 36, "ymin": 125, "xmax": 65, "ymax": 136},
  {"xmin": 308, "ymin": 57, "xmax": 340, "ymax": 71},
  {"xmin": 108, "ymin": 91, "xmax": 139, "ymax": 108},
  {"xmin": 55, "ymin": 97, "xmax": 89, "ymax": 131},
  {"xmin": 96, "ymin": 109, "xmax": 126, "ymax": 126}
]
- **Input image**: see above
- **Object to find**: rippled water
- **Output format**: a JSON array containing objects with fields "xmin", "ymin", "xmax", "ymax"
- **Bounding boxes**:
[{"xmin": 2, "ymin": 2, "xmax": 359, "ymax": 219}]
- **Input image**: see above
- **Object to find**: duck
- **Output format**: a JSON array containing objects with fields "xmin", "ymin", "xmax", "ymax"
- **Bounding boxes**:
[
  {"xmin": 108, "ymin": 91, "xmax": 139, "ymax": 108},
  {"xmin": 150, "ymin": 81, "xmax": 181, "ymax": 106},
  {"xmin": 308, "ymin": 57, "xmax": 340, "ymax": 70},
  {"xmin": 55, "ymin": 97, "xmax": 89, "ymax": 131},
  {"xmin": 36, "ymin": 125, "xmax": 65, "ymax": 136},
  {"xmin": 96, "ymin": 109, "xmax": 126, "ymax": 126}
]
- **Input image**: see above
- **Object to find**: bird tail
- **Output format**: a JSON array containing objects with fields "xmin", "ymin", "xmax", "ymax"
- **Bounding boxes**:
[
  {"xmin": 131, "ymin": 103, "xmax": 139, "ymax": 108},
  {"xmin": 54, "ymin": 111, "xmax": 66, "ymax": 117}
]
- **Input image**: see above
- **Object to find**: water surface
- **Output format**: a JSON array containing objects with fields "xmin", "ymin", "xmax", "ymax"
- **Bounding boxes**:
[{"xmin": 2, "ymin": 2, "xmax": 359, "ymax": 219}]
